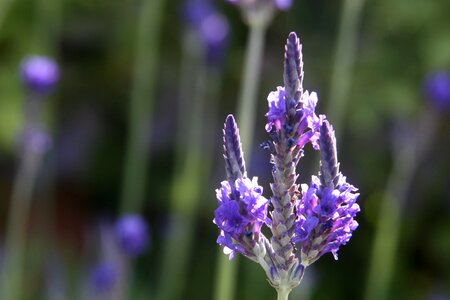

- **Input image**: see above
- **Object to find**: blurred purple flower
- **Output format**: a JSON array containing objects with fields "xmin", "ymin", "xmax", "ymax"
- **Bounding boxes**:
[
  {"xmin": 199, "ymin": 13, "xmax": 229, "ymax": 64},
  {"xmin": 182, "ymin": 0, "xmax": 229, "ymax": 65},
  {"xmin": 226, "ymin": 0, "xmax": 292, "ymax": 11},
  {"xmin": 20, "ymin": 55, "xmax": 59, "ymax": 93},
  {"xmin": 274, "ymin": 0, "xmax": 292, "ymax": 10},
  {"xmin": 423, "ymin": 71, "xmax": 450, "ymax": 110},
  {"xmin": 89, "ymin": 262, "xmax": 116, "ymax": 294},
  {"xmin": 21, "ymin": 128, "xmax": 52, "ymax": 154},
  {"xmin": 116, "ymin": 214, "xmax": 149, "ymax": 257}
]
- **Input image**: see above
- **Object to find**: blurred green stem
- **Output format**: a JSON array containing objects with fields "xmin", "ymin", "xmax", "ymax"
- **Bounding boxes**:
[
  {"xmin": 326, "ymin": 0, "xmax": 365, "ymax": 139},
  {"xmin": 3, "ymin": 151, "xmax": 42, "ymax": 299},
  {"xmin": 120, "ymin": 0, "xmax": 165, "ymax": 213},
  {"xmin": 0, "ymin": 0, "xmax": 12, "ymax": 31},
  {"xmin": 31, "ymin": 0, "xmax": 61, "ymax": 53},
  {"xmin": 236, "ymin": 23, "xmax": 267, "ymax": 158},
  {"xmin": 2, "ymin": 97, "xmax": 46, "ymax": 299},
  {"xmin": 155, "ymin": 30, "xmax": 212, "ymax": 300},
  {"xmin": 214, "ymin": 21, "xmax": 268, "ymax": 300},
  {"xmin": 363, "ymin": 108, "xmax": 438, "ymax": 300}
]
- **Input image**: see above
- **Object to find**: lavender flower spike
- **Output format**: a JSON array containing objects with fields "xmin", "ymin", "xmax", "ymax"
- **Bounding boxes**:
[
  {"xmin": 214, "ymin": 33, "xmax": 360, "ymax": 299},
  {"xmin": 223, "ymin": 114, "xmax": 247, "ymax": 183},
  {"xmin": 214, "ymin": 115, "xmax": 277, "ymax": 282},
  {"xmin": 283, "ymin": 32, "xmax": 303, "ymax": 107},
  {"xmin": 294, "ymin": 120, "xmax": 360, "ymax": 266}
]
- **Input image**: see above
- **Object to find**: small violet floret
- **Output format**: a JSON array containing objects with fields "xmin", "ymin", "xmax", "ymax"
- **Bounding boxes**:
[{"xmin": 266, "ymin": 86, "xmax": 286, "ymax": 131}]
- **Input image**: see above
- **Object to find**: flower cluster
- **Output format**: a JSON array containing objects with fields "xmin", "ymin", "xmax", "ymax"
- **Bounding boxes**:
[
  {"xmin": 214, "ymin": 176, "xmax": 269, "ymax": 259},
  {"xmin": 294, "ymin": 120, "xmax": 360, "ymax": 266},
  {"xmin": 213, "ymin": 32, "xmax": 360, "ymax": 294}
]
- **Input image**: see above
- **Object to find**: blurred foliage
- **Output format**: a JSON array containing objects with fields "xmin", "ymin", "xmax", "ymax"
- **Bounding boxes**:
[{"xmin": 0, "ymin": 0, "xmax": 449, "ymax": 299}]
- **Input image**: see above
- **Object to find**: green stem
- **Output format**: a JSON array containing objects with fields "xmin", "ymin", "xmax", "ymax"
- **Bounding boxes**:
[
  {"xmin": 236, "ymin": 23, "xmax": 267, "ymax": 161},
  {"xmin": 0, "ymin": 0, "xmax": 13, "ymax": 32},
  {"xmin": 214, "ymin": 253, "xmax": 239, "ymax": 300},
  {"xmin": 276, "ymin": 287, "xmax": 292, "ymax": 300},
  {"xmin": 326, "ymin": 0, "xmax": 365, "ymax": 140},
  {"xmin": 119, "ymin": 0, "xmax": 165, "ymax": 213},
  {"xmin": 363, "ymin": 108, "xmax": 438, "ymax": 300},
  {"xmin": 2, "ymin": 97, "xmax": 46, "ymax": 299},
  {"xmin": 3, "ymin": 150, "xmax": 42, "ymax": 299},
  {"xmin": 155, "ymin": 32, "xmax": 210, "ymax": 299}
]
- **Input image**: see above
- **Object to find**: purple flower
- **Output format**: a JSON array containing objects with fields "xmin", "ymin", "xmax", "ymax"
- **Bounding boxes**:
[
  {"xmin": 295, "ymin": 177, "xmax": 359, "ymax": 263},
  {"xmin": 274, "ymin": 0, "xmax": 292, "ymax": 10},
  {"xmin": 294, "ymin": 121, "xmax": 360, "ymax": 265},
  {"xmin": 265, "ymin": 88, "xmax": 321, "ymax": 150},
  {"xmin": 89, "ymin": 262, "xmax": 116, "ymax": 294},
  {"xmin": 226, "ymin": 0, "xmax": 292, "ymax": 11},
  {"xmin": 115, "ymin": 214, "xmax": 149, "ymax": 257},
  {"xmin": 182, "ymin": 0, "xmax": 229, "ymax": 65},
  {"xmin": 265, "ymin": 34, "xmax": 321, "ymax": 152},
  {"xmin": 266, "ymin": 86, "xmax": 286, "ymax": 131},
  {"xmin": 213, "ymin": 33, "xmax": 359, "ymax": 294},
  {"xmin": 214, "ymin": 177, "xmax": 269, "ymax": 259},
  {"xmin": 20, "ymin": 55, "xmax": 59, "ymax": 93},
  {"xmin": 423, "ymin": 71, "xmax": 450, "ymax": 110},
  {"xmin": 199, "ymin": 12, "xmax": 229, "ymax": 65}
]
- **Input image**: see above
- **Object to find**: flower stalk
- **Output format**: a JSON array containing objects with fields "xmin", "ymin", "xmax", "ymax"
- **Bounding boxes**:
[
  {"xmin": 120, "ymin": 0, "xmax": 166, "ymax": 213},
  {"xmin": 276, "ymin": 287, "xmax": 292, "ymax": 300}
]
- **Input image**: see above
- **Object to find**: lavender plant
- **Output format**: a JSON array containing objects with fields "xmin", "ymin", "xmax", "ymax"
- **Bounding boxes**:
[
  {"xmin": 213, "ymin": 32, "xmax": 360, "ymax": 299},
  {"xmin": 2, "ymin": 55, "xmax": 59, "ymax": 300}
]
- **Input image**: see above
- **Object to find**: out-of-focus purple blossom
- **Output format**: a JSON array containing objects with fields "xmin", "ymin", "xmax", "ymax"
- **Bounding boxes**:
[
  {"xmin": 183, "ymin": 0, "xmax": 214, "ymax": 26},
  {"xmin": 20, "ymin": 55, "xmax": 59, "ymax": 93},
  {"xmin": 294, "ymin": 121, "xmax": 360, "ymax": 265},
  {"xmin": 226, "ymin": 0, "xmax": 292, "ymax": 12},
  {"xmin": 89, "ymin": 262, "xmax": 116, "ymax": 294},
  {"xmin": 214, "ymin": 176, "xmax": 269, "ymax": 259},
  {"xmin": 21, "ymin": 128, "xmax": 52, "ymax": 154},
  {"xmin": 115, "ymin": 214, "xmax": 149, "ymax": 257},
  {"xmin": 423, "ymin": 71, "xmax": 450, "ymax": 110},
  {"xmin": 274, "ymin": 0, "xmax": 292, "ymax": 10},
  {"xmin": 199, "ymin": 13, "xmax": 230, "ymax": 64},
  {"xmin": 182, "ymin": 0, "xmax": 230, "ymax": 65}
]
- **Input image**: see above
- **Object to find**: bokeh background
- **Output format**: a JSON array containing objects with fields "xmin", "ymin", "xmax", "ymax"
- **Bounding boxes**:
[{"xmin": 0, "ymin": 0, "xmax": 449, "ymax": 299}]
